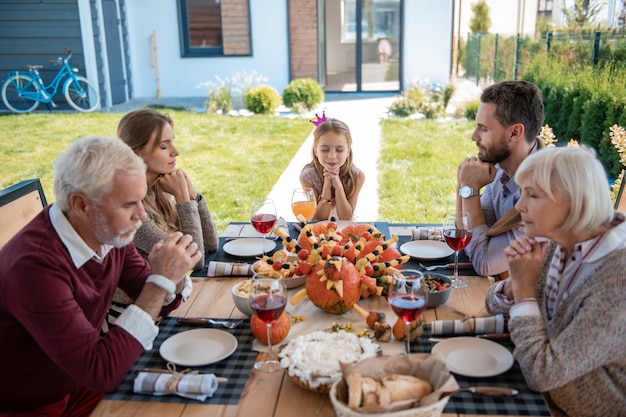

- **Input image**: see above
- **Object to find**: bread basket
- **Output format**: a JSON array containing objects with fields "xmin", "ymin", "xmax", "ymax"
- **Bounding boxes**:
[
  {"xmin": 330, "ymin": 380, "xmax": 449, "ymax": 417},
  {"xmin": 329, "ymin": 354, "xmax": 457, "ymax": 417}
]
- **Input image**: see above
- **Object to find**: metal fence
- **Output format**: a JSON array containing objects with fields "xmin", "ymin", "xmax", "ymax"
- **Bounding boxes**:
[{"xmin": 464, "ymin": 30, "xmax": 626, "ymax": 86}]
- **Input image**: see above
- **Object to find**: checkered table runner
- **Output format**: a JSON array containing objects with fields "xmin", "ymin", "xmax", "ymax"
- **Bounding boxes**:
[
  {"xmin": 412, "ymin": 335, "xmax": 549, "ymax": 416},
  {"xmin": 104, "ymin": 317, "xmax": 257, "ymax": 404},
  {"xmin": 395, "ymin": 235, "xmax": 479, "ymax": 276}
]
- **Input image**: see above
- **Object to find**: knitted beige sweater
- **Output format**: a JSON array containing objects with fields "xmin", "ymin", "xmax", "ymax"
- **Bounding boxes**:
[{"xmin": 486, "ymin": 241, "xmax": 626, "ymax": 416}]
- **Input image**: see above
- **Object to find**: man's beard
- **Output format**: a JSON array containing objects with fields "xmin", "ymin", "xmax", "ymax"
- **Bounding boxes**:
[
  {"xmin": 479, "ymin": 140, "xmax": 510, "ymax": 164},
  {"xmin": 93, "ymin": 206, "xmax": 142, "ymax": 248}
]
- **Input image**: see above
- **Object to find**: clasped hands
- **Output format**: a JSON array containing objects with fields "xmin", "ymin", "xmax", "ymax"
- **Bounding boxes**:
[
  {"xmin": 149, "ymin": 232, "xmax": 202, "ymax": 288},
  {"xmin": 502, "ymin": 235, "xmax": 547, "ymax": 301},
  {"xmin": 157, "ymin": 169, "xmax": 198, "ymax": 202}
]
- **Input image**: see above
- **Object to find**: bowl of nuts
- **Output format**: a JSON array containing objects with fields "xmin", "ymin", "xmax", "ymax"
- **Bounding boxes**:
[{"xmin": 231, "ymin": 280, "xmax": 254, "ymax": 317}]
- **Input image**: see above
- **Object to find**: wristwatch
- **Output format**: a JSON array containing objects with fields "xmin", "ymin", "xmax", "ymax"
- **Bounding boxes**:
[{"xmin": 459, "ymin": 185, "xmax": 480, "ymax": 199}]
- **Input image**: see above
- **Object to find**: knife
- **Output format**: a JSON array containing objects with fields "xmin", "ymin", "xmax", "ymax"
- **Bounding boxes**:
[
  {"xmin": 177, "ymin": 317, "xmax": 215, "ymax": 326},
  {"xmin": 443, "ymin": 386, "xmax": 519, "ymax": 397},
  {"xmin": 446, "ymin": 262, "xmax": 473, "ymax": 269},
  {"xmin": 429, "ymin": 333, "xmax": 511, "ymax": 342}
]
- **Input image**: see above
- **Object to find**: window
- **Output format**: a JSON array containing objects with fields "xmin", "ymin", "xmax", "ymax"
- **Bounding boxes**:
[
  {"xmin": 537, "ymin": 0, "xmax": 553, "ymax": 19},
  {"xmin": 177, "ymin": 0, "xmax": 251, "ymax": 57},
  {"xmin": 341, "ymin": 0, "xmax": 399, "ymax": 43}
]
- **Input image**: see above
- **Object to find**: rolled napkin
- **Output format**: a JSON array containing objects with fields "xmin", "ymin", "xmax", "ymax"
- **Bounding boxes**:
[
  {"xmin": 133, "ymin": 370, "xmax": 218, "ymax": 401},
  {"xmin": 429, "ymin": 314, "xmax": 506, "ymax": 336},
  {"xmin": 411, "ymin": 226, "xmax": 442, "ymax": 241},
  {"xmin": 207, "ymin": 261, "xmax": 253, "ymax": 277}
]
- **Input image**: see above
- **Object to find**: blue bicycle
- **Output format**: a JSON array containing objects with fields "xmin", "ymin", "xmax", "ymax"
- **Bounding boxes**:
[{"xmin": 1, "ymin": 49, "xmax": 100, "ymax": 113}]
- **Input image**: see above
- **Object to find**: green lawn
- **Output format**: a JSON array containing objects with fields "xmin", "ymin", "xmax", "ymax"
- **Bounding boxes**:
[
  {"xmin": 0, "ymin": 109, "xmax": 476, "ymax": 234},
  {"xmin": 379, "ymin": 119, "xmax": 476, "ymax": 224}
]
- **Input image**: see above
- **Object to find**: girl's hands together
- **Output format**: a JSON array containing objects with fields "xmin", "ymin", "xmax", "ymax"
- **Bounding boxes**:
[{"xmin": 323, "ymin": 167, "xmax": 342, "ymax": 189}]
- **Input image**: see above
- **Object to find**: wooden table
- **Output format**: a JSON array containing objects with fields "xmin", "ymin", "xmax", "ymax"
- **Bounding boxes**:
[
  {"xmin": 90, "ymin": 274, "xmax": 535, "ymax": 417},
  {"xmin": 91, "ymin": 224, "xmax": 542, "ymax": 417}
]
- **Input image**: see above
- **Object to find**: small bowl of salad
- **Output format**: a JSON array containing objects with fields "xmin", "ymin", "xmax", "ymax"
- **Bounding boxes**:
[{"xmin": 424, "ymin": 273, "xmax": 452, "ymax": 307}]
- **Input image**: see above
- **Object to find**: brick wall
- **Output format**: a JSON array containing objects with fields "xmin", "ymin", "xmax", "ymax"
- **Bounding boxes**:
[
  {"xmin": 288, "ymin": 0, "xmax": 318, "ymax": 80},
  {"xmin": 222, "ymin": 0, "xmax": 251, "ymax": 55}
]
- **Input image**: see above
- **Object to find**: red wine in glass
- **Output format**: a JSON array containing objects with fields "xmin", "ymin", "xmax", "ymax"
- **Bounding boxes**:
[
  {"xmin": 249, "ymin": 274, "xmax": 287, "ymax": 372},
  {"xmin": 250, "ymin": 294, "xmax": 287, "ymax": 323},
  {"xmin": 389, "ymin": 269, "xmax": 428, "ymax": 355},
  {"xmin": 443, "ymin": 211, "xmax": 473, "ymax": 289},
  {"xmin": 250, "ymin": 198, "xmax": 277, "ymax": 257},
  {"xmin": 389, "ymin": 294, "xmax": 427, "ymax": 323},
  {"xmin": 251, "ymin": 213, "xmax": 277, "ymax": 235},
  {"xmin": 443, "ymin": 229, "xmax": 472, "ymax": 251}
]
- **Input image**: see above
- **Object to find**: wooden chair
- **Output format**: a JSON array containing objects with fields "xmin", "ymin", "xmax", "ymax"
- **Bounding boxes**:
[{"xmin": 0, "ymin": 179, "xmax": 47, "ymax": 249}]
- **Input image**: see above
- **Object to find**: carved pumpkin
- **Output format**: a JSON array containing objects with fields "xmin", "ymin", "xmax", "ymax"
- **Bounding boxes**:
[
  {"xmin": 359, "ymin": 240, "xmax": 403, "ymax": 264},
  {"xmin": 305, "ymin": 257, "xmax": 362, "ymax": 314},
  {"xmin": 340, "ymin": 224, "xmax": 380, "ymax": 244},
  {"xmin": 296, "ymin": 223, "xmax": 329, "ymax": 251},
  {"xmin": 250, "ymin": 312, "xmax": 291, "ymax": 345}
]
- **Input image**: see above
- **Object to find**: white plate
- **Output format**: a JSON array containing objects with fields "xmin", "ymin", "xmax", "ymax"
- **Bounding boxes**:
[
  {"xmin": 400, "ymin": 240, "xmax": 454, "ymax": 260},
  {"xmin": 223, "ymin": 238, "xmax": 276, "ymax": 257},
  {"xmin": 431, "ymin": 337, "xmax": 514, "ymax": 377},
  {"xmin": 159, "ymin": 329, "xmax": 238, "ymax": 367}
]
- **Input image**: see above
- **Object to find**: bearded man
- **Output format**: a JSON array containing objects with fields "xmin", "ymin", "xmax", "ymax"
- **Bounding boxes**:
[{"xmin": 456, "ymin": 80, "xmax": 545, "ymax": 279}]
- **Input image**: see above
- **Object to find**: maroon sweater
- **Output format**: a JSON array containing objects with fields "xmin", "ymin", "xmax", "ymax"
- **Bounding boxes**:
[{"xmin": 0, "ymin": 207, "xmax": 181, "ymax": 411}]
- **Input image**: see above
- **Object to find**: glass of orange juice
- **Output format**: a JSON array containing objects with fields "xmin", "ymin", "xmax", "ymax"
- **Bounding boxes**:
[{"xmin": 291, "ymin": 188, "xmax": 316, "ymax": 222}]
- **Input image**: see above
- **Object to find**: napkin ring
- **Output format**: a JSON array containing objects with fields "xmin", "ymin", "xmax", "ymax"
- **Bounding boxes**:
[{"xmin": 164, "ymin": 362, "xmax": 198, "ymax": 394}]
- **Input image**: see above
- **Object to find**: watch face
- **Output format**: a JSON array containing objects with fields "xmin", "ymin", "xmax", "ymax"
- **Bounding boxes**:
[{"xmin": 460, "ymin": 186, "xmax": 471, "ymax": 198}]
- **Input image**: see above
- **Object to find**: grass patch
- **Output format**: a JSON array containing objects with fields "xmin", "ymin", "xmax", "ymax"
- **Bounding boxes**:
[
  {"xmin": 379, "ymin": 119, "xmax": 476, "ymax": 223},
  {"xmin": 0, "ymin": 109, "xmax": 478, "ymax": 233},
  {"xmin": 0, "ymin": 109, "xmax": 312, "ymax": 234}
]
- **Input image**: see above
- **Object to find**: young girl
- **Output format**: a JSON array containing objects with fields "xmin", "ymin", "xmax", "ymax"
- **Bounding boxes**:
[
  {"xmin": 300, "ymin": 113, "xmax": 365, "ymax": 221},
  {"xmin": 105, "ymin": 108, "xmax": 219, "ymax": 328}
]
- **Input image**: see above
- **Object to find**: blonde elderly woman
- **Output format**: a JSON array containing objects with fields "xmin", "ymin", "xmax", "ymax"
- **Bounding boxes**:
[{"xmin": 485, "ymin": 146, "xmax": 626, "ymax": 416}]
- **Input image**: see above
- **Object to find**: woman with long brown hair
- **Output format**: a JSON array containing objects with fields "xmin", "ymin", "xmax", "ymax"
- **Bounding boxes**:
[{"xmin": 105, "ymin": 108, "xmax": 218, "ymax": 328}]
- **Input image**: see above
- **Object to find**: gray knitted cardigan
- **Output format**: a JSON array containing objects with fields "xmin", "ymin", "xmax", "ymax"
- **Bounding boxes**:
[{"xmin": 486, "ymin": 241, "xmax": 626, "ymax": 417}]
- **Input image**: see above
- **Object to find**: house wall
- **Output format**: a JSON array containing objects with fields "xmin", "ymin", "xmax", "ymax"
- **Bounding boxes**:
[
  {"xmin": 289, "ymin": 0, "xmax": 318, "ymax": 79},
  {"xmin": 123, "ymin": 0, "xmax": 290, "ymax": 99},
  {"xmin": 403, "ymin": 0, "xmax": 453, "ymax": 87},
  {"xmin": 0, "ymin": 0, "xmax": 93, "ymax": 111}
]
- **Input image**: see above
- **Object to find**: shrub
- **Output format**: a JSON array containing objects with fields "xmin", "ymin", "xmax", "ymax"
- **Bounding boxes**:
[
  {"xmin": 244, "ymin": 85, "xmax": 282, "ymax": 114},
  {"xmin": 390, "ymin": 96, "xmax": 420, "ymax": 117},
  {"xmin": 464, "ymin": 100, "xmax": 480, "ymax": 120},
  {"xmin": 203, "ymin": 76, "xmax": 232, "ymax": 114},
  {"xmin": 282, "ymin": 78, "xmax": 324, "ymax": 109},
  {"xmin": 198, "ymin": 70, "xmax": 269, "ymax": 113}
]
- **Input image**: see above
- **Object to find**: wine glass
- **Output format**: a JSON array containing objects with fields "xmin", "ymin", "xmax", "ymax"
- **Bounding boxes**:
[
  {"xmin": 250, "ymin": 198, "xmax": 277, "ymax": 257},
  {"xmin": 249, "ymin": 272, "xmax": 288, "ymax": 372},
  {"xmin": 291, "ymin": 187, "xmax": 316, "ymax": 223},
  {"xmin": 442, "ymin": 211, "xmax": 473, "ymax": 289},
  {"xmin": 389, "ymin": 269, "xmax": 428, "ymax": 355}
]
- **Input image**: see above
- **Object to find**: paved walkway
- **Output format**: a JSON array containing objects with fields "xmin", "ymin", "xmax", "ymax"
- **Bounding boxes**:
[{"xmin": 268, "ymin": 95, "xmax": 395, "ymax": 223}]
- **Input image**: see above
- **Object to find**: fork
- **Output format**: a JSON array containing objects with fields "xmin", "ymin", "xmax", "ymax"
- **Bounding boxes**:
[{"xmin": 419, "ymin": 262, "xmax": 448, "ymax": 271}]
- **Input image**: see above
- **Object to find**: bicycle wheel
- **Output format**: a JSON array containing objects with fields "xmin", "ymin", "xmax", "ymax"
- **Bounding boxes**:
[
  {"xmin": 64, "ymin": 76, "xmax": 100, "ymax": 112},
  {"xmin": 1, "ymin": 74, "xmax": 40, "ymax": 113}
]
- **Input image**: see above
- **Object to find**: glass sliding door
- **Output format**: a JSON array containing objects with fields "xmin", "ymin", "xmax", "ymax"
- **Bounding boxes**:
[
  {"xmin": 322, "ymin": 0, "xmax": 400, "ymax": 93},
  {"xmin": 361, "ymin": 0, "xmax": 400, "ymax": 91}
]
